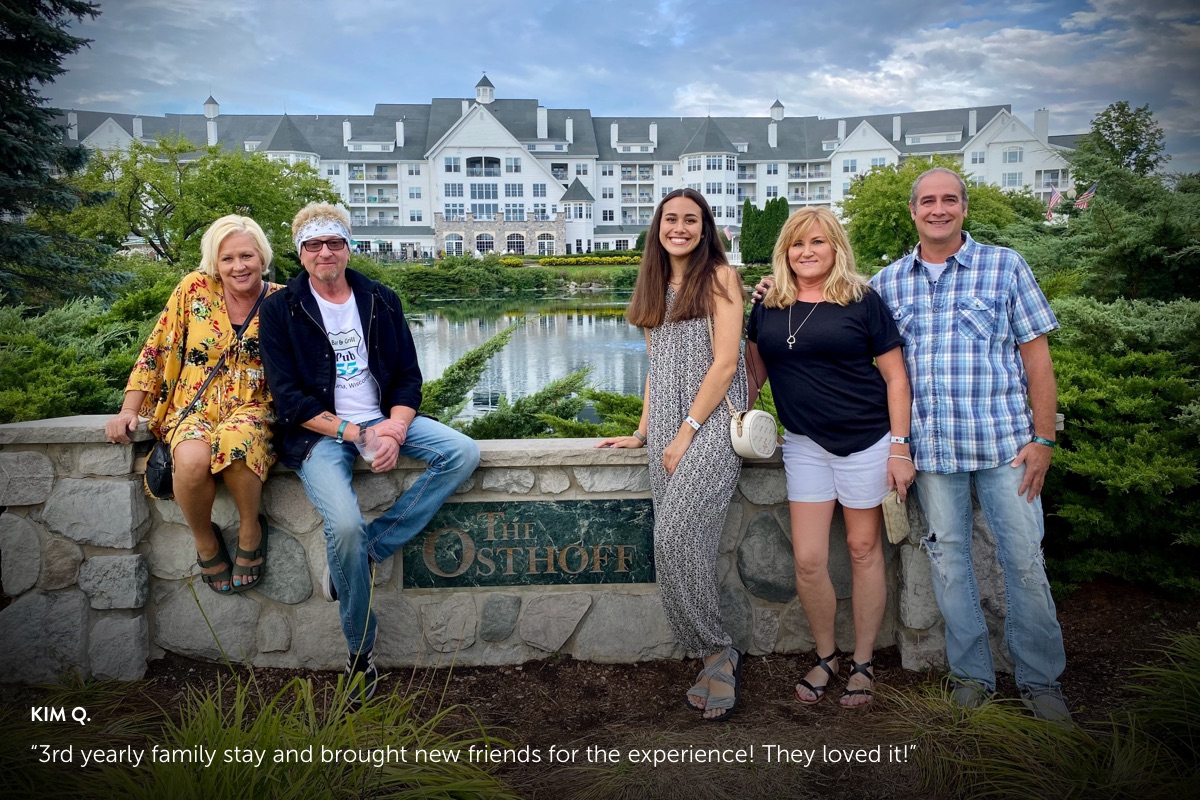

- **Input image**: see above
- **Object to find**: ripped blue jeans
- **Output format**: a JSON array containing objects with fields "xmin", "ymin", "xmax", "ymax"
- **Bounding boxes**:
[{"xmin": 914, "ymin": 463, "xmax": 1066, "ymax": 694}]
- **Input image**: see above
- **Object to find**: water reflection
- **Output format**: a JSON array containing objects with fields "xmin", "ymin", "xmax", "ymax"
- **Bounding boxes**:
[{"xmin": 407, "ymin": 292, "xmax": 646, "ymax": 419}]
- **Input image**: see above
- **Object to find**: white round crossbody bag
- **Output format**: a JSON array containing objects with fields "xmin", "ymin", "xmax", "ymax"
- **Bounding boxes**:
[{"xmin": 708, "ymin": 316, "xmax": 782, "ymax": 460}]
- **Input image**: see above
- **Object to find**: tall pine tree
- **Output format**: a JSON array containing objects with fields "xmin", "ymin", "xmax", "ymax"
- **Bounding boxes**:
[{"xmin": 0, "ymin": 1, "xmax": 111, "ymax": 307}]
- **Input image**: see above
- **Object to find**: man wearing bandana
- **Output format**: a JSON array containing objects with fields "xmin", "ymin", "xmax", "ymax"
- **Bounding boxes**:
[{"xmin": 261, "ymin": 202, "xmax": 479, "ymax": 706}]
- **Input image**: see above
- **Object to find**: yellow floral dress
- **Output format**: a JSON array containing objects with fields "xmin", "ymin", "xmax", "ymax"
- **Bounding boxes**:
[{"xmin": 127, "ymin": 271, "xmax": 282, "ymax": 481}]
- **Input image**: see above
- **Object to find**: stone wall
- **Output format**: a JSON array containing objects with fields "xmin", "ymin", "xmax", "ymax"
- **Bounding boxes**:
[{"xmin": 0, "ymin": 415, "xmax": 1008, "ymax": 684}]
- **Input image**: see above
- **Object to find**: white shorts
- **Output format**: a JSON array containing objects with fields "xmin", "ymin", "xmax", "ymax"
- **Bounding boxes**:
[{"xmin": 781, "ymin": 431, "xmax": 890, "ymax": 509}]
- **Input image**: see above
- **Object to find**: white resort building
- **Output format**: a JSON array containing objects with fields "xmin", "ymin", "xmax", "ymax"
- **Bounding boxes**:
[{"xmin": 61, "ymin": 75, "xmax": 1080, "ymax": 259}]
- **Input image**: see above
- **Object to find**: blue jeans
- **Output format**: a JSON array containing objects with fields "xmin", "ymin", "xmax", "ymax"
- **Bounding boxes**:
[
  {"xmin": 914, "ymin": 463, "xmax": 1066, "ymax": 694},
  {"xmin": 297, "ymin": 416, "xmax": 479, "ymax": 653}
]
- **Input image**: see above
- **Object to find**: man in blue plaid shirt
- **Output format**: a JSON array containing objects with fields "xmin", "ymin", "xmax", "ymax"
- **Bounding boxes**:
[{"xmin": 870, "ymin": 167, "xmax": 1069, "ymax": 723}]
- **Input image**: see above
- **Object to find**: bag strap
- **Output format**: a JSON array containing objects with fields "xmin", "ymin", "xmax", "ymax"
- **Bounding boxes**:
[
  {"xmin": 705, "ymin": 314, "xmax": 743, "ymax": 419},
  {"xmin": 165, "ymin": 284, "xmax": 268, "ymax": 440}
]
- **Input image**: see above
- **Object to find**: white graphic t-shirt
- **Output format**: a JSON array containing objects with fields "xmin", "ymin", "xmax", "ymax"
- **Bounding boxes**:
[{"xmin": 312, "ymin": 291, "xmax": 380, "ymax": 423}]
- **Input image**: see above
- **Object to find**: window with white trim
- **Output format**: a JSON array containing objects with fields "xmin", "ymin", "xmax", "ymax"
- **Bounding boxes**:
[
  {"xmin": 444, "ymin": 203, "xmax": 464, "ymax": 220},
  {"xmin": 504, "ymin": 183, "xmax": 523, "ymax": 197},
  {"xmin": 766, "ymin": 185, "xmax": 778, "ymax": 198},
  {"xmin": 409, "ymin": 209, "xmax": 422, "ymax": 222},
  {"xmin": 971, "ymin": 151, "xmax": 985, "ymax": 165},
  {"xmin": 505, "ymin": 157, "xmax": 521, "ymax": 173},
  {"xmin": 506, "ymin": 233, "xmax": 525, "ymax": 254},
  {"xmin": 602, "ymin": 187, "xmax": 613, "ymax": 199},
  {"xmin": 445, "ymin": 183, "xmax": 463, "ymax": 197},
  {"xmin": 1002, "ymin": 171, "xmax": 1023, "ymax": 188},
  {"xmin": 602, "ymin": 164, "xmax": 614, "ymax": 176},
  {"xmin": 533, "ymin": 183, "xmax": 547, "ymax": 197},
  {"xmin": 504, "ymin": 203, "xmax": 525, "ymax": 221},
  {"xmin": 1003, "ymin": 146, "xmax": 1024, "ymax": 164},
  {"xmin": 537, "ymin": 233, "xmax": 555, "ymax": 255},
  {"xmin": 444, "ymin": 156, "xmax": 460, "ymax": 173},
  {"xmin": 602, "ymin": 209, "xmax": 614, "ymax": 221},
  {"xmin": 766, "ymin": 163, "xmax": 778, "ymax": 175},
  {"xmin": 661, "ymin": 164, "xmax": 674, "ymax": 176},
  {"xmin": 408, "ymin": 186, "xmax": 421, "ymax": 199},
  {"xmin": 843, "ymin": 159, "xmax": 858, "ymax": 173},
  {"xmin": 476, "ymin": 233, "xmax": 494, "ymax": 252},
  {"xmin": 686, "ymin": 156, "xmax": 701, "ymax": 172},
  {"xmin": 470, "ymin": 202, "xmax": 498, "ymax": 218},
  {"xmin": 470, "ymin": 183, "xmax": 498, "ymax": 199},
  {"xmin": 870, "ymin": 157, "xmax": 887, "ymax": 168},
  {"xmin": 576, "ymin": 163, "xmax": 588, "ymax": 175},
  {"xmin": 444, "ymin": 234, "xmax": 463, "ymax": 256},
  {"xmin": 408, "ymin": 164, "xmax": 421, "ymax": 175}
]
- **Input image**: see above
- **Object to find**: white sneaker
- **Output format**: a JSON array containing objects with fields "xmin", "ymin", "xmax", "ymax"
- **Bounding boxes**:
[{"xmin": 321, "ymin": 562, "xmax": 337, "ymax": 602}]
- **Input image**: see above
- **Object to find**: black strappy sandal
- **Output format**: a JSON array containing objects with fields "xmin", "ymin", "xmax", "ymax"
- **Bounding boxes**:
[
  {"xmin": 796, "ymin": 651, "xmax": 839, "ymax": 705},
  {"xmin": 840, "ymin": 657, "xmax": 876, "ymax": 708},
  {"xmin": 198, "ymin": 522, "xmax": 233, "ymax": 593},
  {"xmin": 230, "ymin": 514, "xmax": 268, "ymax": 593}
]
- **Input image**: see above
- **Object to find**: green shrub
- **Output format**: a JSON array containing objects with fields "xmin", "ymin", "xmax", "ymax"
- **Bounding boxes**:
[{"xmin": 1045, "ymin": 297, "xmax": 1200, "ymax": 596}]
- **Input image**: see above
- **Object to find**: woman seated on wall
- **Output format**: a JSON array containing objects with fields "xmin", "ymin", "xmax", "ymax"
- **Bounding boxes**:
[
  {"xmin": 105, "ymin": 215, "xmax": 282, "ymax": 594},
  {"xmin": 746, "ymin": 207, "xmax": 914, "ymax": 707}
]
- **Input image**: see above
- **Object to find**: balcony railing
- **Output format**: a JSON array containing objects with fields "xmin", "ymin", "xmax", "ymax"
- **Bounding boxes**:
[
  {"xmin": 620, "ymin": 170, "xmax": 634, "ymax": 180},
  {"xmin": 551, "ymin": 170, "xmax": 568, "ymax": 181},
  {"xmin": 638, "ymin": 194, "xmax": 653, "ymax": 203},
  {"xmin": 370, "ymin": 173, "xmax": 392, "ymax": 181},
  {"xmin": 466, "ymin": 168, "xmax": 501, "ymax": 177},
  {"xmin": 350, "ymin": 172, "xmax": 366, "ymax": 181},
  {"xmin": 638, "ymin": 169, "xmax": 652, "ymax": 180}
]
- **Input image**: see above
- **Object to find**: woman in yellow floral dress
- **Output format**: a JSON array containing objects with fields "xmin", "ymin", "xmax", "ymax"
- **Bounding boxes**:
[{"xmin": 105, "ymin": 215, "xmax": 281, "ymax": 593}]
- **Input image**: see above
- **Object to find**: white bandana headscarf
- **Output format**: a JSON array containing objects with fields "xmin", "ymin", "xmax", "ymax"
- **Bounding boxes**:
[{"xmin": 294, "ymin": 218, "xmax": 352, "ymax": 251}]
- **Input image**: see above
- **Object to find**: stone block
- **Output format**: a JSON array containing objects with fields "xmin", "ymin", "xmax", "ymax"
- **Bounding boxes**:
[
  {"xmin": 263, "ymin": 475, "xmax": 322, "ymax": 534},
  {"xmin": 257, "ymin": 607, "xmax": 291, "ymax": 653},
  {"xmin": 572, "ymin": 593, "xmax": 682, "ymax": 662},
  {"xmin": 752, "ymin": 607, "xmax": 781, "ymax": 655},
  {"xmin": 77, "ymin": 443, "xmax": 135, "ymax": 477},
  {"xmin": 480, "ymin": 594, "xmax": 521, "ymax": 642},
  {"xmin": 897, "ymin": 624, "xmax": 947, "ymax": 672},
  {"xmin": 0, "ymin": 451, "xmax": 55, "ymax": 506},
  {"xmin": 355, "ymin": 473, "xmax": 399, "ymax": 513},
  {"xmin": 736, "ymin": 510, "xmax": 795, "ymax": 603},
  {"xmin": 78, "ymin": 554, "xmax": 148, "ymax": 609},
  {"xmin": 900, "ymin": 546, "xmax": 942, "ymax": 630},
  {"xmin": 719, "ymin": 583, "xmax": 754, "ymax": 655},
  {"xmin": 0, "ymin": 590, "xmax": 89, "ymax": 683},
  {"xmin": 737, "ymin": 467, "xmax": 787, "ymax": 506},
  {"xmin": 1, "ymin": 513, "xmax": 41, "ymax": 595},
  {"xmin": 519, "ymin": 593, "xmax": 591, "ymax": 652},
  {"xmin": 253, "ymin": 527, "xmax": 312, "ymax": 605},
  {"xmin": 289, "ymin": 602, "xmax": 347, "ymax": 669},
  {"xmin": 147, "ymin": 522, "xmax": 200, "ymax": 580},
  {"xmin": 717, "ymin": 502, "xmax": 743, "ymax": 555},
  {"xmin": 90, "ymin": 615, "xmax": 149, "ymax": 680},
  {"xmin": 154, "ymin": 583, "xmax": 260, "ymax": 662},
  {"xmin": 537, "ymin": 469, "xmax": 571, "ymax": 495},
  {"xmin": 43, "ymin": 478, "xmax": 149, "ymax": 548},
  {"xmin": 454, "ymin": 474, "xmax": 476, "ymax": 494},
  {"xmin": 481, "ymin": 469, "xmax": 536, "ymax": 494},
  {"xmin": 420, "ymin": 593, "xmax": 477, "ymax": 653},
  {"xmin": 374, "ymin": 594, "xmax": 423, "ymax": 662},
  {"xmin": 573, "ymin": 466, "xmax": 650, "ymax": 493},
  {"xmin": 39, "ymin": 534, "xmax": 83, "ymax": 590}
]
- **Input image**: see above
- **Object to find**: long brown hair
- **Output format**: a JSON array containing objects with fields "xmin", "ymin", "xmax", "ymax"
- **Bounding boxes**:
[{"xmin": 626, "ymin": 188, "xmax": 735, "ymax": 327}]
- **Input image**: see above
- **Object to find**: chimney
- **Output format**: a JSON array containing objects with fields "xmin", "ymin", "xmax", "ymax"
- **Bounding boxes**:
[
  {"xmin": 204, "ymin": 95, "xmax": 219, "ymax": 146},
  {"xmin": 461, "ymin": 99, "xmax": 469, "ymax": 116},
  {"xmin": 837, "ymin": 119, "xmax": 846, "ymax": 140},
  {"xmin": 133, "ymin": 116, "xmax": 143, "ymax": 140},
  {"xmin": 207, "ymin": 118, "xmax": 218, "ymax": 146},
  {"xmin": 342, "ymin": 119, "xmax": 351, "ymax": 146},
  {"xmin": 610, "ymin": 122, "xmax": 618, "ymax": 148},
  {"xmin": 67, "ymin": 111, "xmax": 78, "ymax": 140},
  {"xmin": 537, "ymin": 106, "xmax": 547, "ymax": 138},
  {"xmin": 768, "ymin": 121, "xmax": 777, "ymax": 148},
  {"xmin": 395, "ymin": 119, "xmax": 404, "ymax": 147},
  {"xmin": 649, "ymin": 121, "xmax": 658, "ymax": 146},
  {"xmin": 968, "ymin": 109, "xmax": 977, "ymax": 136},
  {"xmin": 892, "ymin": 115, "xmax": 901, "ymax": 142},
  {"xmin": 1034, "ymin": 108, "xmax": 1049, "ymax": 143},
  {"xmin": 565, "ymin": 117, "xmax": 573, "ymax": 144}
]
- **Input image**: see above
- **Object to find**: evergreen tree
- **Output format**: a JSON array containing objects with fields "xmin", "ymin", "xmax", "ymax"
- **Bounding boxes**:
[
  {"xmin": 0, "ymin": 1, "xmax": 111, "ymax": 307},
  {"xmin": 740, "ymin": 199, "xmax": 767, "ymax": 263}
]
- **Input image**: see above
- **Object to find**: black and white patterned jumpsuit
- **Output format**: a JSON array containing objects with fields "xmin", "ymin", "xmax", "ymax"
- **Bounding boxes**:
[{"xmin": 646, "ymin": 287, "xmax": 747, "ymax": 657}]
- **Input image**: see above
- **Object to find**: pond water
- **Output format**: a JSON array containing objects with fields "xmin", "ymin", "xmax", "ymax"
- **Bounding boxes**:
[{"xmin": 406, "ymin": 292, "xmax": 646, "ymax": 419}]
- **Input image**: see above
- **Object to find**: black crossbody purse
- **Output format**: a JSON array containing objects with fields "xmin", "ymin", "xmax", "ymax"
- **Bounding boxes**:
[{"xmin": 144, "ymin": 286, "xmax": 267, "ymax": 499}]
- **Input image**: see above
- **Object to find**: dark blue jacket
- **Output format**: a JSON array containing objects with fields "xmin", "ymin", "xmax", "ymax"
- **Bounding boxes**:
[{"xmin": 260, "ymin": 268, "xmax": 423, "ymax": 469}]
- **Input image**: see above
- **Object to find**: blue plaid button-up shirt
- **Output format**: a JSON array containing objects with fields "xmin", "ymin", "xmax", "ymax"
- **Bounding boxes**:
[{"xmin": 870, "ymin": 233, "xmax": 1058, "ymax": 474}]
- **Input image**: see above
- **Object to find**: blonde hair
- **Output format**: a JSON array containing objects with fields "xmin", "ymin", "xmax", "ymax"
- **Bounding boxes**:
[
  {"xmin": 291, "ymin": 202, "xmax": 351, "ymax": 238},
  {"xmin": 764, "ymin": 207, "xmax": 867, "ymax": 308},
  {"xmin": 198, "ymin": 215, "xmax": 272, "ymax": 278}
]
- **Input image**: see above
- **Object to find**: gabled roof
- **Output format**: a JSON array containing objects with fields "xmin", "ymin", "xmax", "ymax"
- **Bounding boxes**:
[
  {"xmin": 263, "ymin": 114, "xmax": 316, "ymax": 153},
  {"xmin": 681, "ymin": 117, "xmax": 737, "ymax": 155},
  {"xmin": 560, "ymin": 178, "xmax": 595, "ymax": 203},
  {"xmin": 476, "ymin": 74, "xmax": 494, "ymax": 89}
]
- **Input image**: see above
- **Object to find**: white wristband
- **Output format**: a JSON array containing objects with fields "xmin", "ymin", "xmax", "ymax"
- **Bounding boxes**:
[{"xmin": 684, "ymin": 416, "xmax": 701, "ymax": 431}]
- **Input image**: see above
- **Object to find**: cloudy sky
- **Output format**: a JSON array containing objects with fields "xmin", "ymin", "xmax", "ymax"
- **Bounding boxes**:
[{"xmin": 48, "ymin": 0, "xmax": 1200, "ymax": 173}]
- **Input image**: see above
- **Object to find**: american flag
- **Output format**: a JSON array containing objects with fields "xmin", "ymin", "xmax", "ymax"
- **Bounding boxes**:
[
  {"xmin": 1074, "ymin": 182, "xmax": 1098, "ymax": 208},
  {"xmin": 723, "ymin": 226, "xmax": 733, "ymax": 240},
  {"xmin": 1046, "ymin": 186, "xmax": 1063, "ymax": 220}
]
